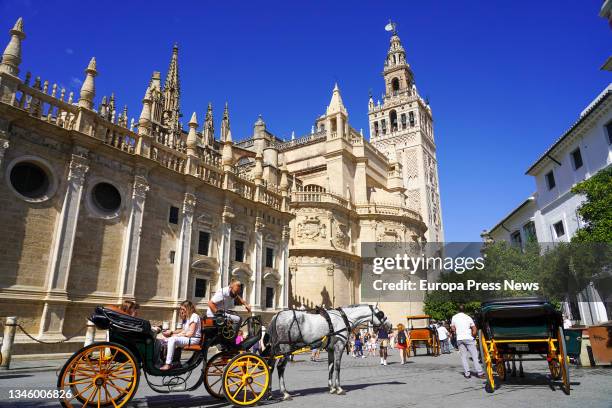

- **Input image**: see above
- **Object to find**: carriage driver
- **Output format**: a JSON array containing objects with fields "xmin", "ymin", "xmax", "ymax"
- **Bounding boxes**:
[{"xmin": 207, "ymin": 280, "xmax": 251, "ymax": 329}]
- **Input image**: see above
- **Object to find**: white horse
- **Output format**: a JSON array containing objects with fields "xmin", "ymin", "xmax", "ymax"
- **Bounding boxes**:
[{"xmin": 263, "ymin": 304, "xmax": 390, "ymax": 399}]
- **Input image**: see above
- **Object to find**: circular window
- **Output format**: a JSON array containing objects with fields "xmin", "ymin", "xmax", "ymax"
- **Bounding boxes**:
[
  {"xmin": 9, "ymin": 161, "xmax": 50, "ymax": 200},
  {"xmin": 92, "ymin": 182, "xmax": 121, "ymax": 213}
]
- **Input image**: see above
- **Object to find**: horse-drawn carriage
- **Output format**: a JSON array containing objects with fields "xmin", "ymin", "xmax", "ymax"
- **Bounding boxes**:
[
  {"xmin": 405, "ymin": 315, "xmax": 440, "ymax": 356},
  {"xmin": 475, "ymin": 297, "xmax": 570, "ymax": 394},
  {"xmin": 57, "ymin": 303, "xmax": 390, "ymax": 406},
  {"xmin": 57, "ymin": 306, "xmax": 269, "ymax": 407}
]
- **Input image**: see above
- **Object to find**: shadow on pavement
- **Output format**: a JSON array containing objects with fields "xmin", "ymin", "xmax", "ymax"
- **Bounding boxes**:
[
  {"xmin": 129, "ymin": 394, "xmax": 228, "ymax": 408},
  {"xmin": 277, "ymin": 380, "xmax": 407, "ymax": 398},
  {"xmin": 489, "ymin": 371, "xmax": 581, "ymax": 394},
  {"xmin": 0, "ymin": 374, "xmax": 33, "ymax": 380}
]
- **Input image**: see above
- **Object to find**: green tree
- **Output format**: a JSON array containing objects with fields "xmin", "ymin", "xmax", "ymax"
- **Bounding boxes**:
[
  {"xmin": 571, "ymin": 166, "xmax": 612, "ymax": 243},
  {"xmin": 423, "ymin": 241, "xmax": 542, "ymax": 320}
]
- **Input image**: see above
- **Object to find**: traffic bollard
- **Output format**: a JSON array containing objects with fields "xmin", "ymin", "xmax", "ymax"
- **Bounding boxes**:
[
  {"xmin": 84, "ymin": 320, "xmax": 96, "ymax": 347},
  {"xmin": 0, "ymin": 316, "xmax": 17, "ymax": 370}
]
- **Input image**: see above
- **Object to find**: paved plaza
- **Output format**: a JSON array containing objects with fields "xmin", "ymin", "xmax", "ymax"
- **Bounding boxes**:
[{"xmin": 0, "ymin": 350, "xmax": 610, "ymax": 408}]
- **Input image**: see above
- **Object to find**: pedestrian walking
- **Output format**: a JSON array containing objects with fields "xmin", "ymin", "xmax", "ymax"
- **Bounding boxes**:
[
  {"xmin": 436, "ymin": 323, "xmax": 450, "ymax": 354},
  {"xmin": 367, "ymin": 333, "xmax": 377, "ymax": 357},
  {"xmin": 451, "ymin": 305, "xmax": 485, "ymax": 379},
  {"xmin": 396, "ymin": 323, "xmax": 409, "ymax": 364},
  {"xmin": 310, "ymin": 347, "xmax": 320, "ymax": 362},
  {"xmin": 377, "ymin": 325, "xmax": 389, "ymax": 365},
  {"xmin": 354, "ymin": 331, "xmax": 364, "ymax": 358}
]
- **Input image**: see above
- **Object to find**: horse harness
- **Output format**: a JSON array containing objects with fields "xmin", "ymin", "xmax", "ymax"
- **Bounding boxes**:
[
  {"xmin": 273, "ymin": 305, "xmax": 386, "ymax": 356},
  {"xmin": 275, "ymin": 307, "xmax": 353, "ymax": 354}
]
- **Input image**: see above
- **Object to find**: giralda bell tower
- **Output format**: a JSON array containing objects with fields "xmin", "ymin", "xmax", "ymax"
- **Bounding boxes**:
[{"xmin": 368, "ymin": 24, "xmax": 444, "ymax": 242}]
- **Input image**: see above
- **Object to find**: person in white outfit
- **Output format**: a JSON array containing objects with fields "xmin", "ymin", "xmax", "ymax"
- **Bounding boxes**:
[
  {"xmin": 451, "ymin": 305, "xmax": 484, "ymax": 379},
  {"xmin": 160, "ymin": 300, "xmax": 201, "ymax": 370},
  {"xmin": 207, "ymin": 280, "xmax": 251, "ymax": 324},
  {"xmin": 436, "ymin": 322, "xmax": 450, "ymax": 354}
]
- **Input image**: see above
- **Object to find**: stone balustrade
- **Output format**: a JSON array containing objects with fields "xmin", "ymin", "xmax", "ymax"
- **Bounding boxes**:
[{"xmin": 1, "ymin": 70, "xmax": 287, "ymax": 211}]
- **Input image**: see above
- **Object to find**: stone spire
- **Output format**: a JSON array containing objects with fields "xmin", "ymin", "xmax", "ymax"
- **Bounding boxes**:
[
  {"xmin": 382, "ymin": 26, "xmax": 414, "ymax": 92},
  {"xmin": 138, "ymin": 86, "xmax": 152, "ymax": 135},
  {"xmin": 253, "ymin": 148, "xmax": 264, "ymax": 183},
  {"xmin": 221, "ymin": 103, "xmax": 234, "ymax": 170},
  {"xmin": 280, "ymin": 161, "xmax": 289, "ymax": 191},
  {"xmin": 0, "ymin": 17, "xmax": 25, "ymax": 76},
  {"xmin": 202, "ymin": 102, "xmax": 214, "ymax": 146},
  {"xmin": 326, "ymin": 83, "xmax": 347, "ymax": 115},
  {"xmin": 221, "ymin": 102, "xmax": 232, "ymax": 143},
  {"xmin": 186, "ymin": 112, "xmax": 198, "ymax": 155},
  {"xmin": 78, "ymin": 57, "xmax": 97, "ymax": 109},
  {"xmin": 385, "ymin": 31, "xmax": 408, "ymax": 69},
  {"xmin": 162, "ymin": 44, "xmax": 180, "ymax": 130}
]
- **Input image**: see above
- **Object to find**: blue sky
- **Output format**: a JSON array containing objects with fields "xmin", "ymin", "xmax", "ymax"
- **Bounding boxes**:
[{"xmin": 1, "ymin": 0, "xmax": 609, "ymax": 241}]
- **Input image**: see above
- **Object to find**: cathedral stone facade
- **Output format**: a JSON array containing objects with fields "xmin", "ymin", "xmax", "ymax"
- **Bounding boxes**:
[{"xmin": 0, "ymin": 18, "xmax": 442, "ymax": 354}]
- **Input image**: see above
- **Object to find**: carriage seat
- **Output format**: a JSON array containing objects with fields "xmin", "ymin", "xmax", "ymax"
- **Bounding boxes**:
[
  {"xmin": 182, "ymin": 317, "xmax": 215, "ymax": 351},
  {"xmin": 90, "ymin": 305, "xmax": 152, "ymax": 337},
  {"xmin": 239, "ymin": 332, "xmax": 262, "ymax": 351},
  {"xmin": 183, "ymin": 338, "xmax": 204, "ymax": 352}
]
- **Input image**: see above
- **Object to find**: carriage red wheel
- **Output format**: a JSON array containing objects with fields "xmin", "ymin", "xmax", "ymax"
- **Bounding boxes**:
[{"xmin": 204, "ymin": 352, "xmax": 235, "ymax": 399}]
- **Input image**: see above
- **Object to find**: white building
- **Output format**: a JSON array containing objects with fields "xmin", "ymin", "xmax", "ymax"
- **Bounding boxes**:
[{"xmin": 485, "ymin": 84, "xmax": 612, "ymax": 325}]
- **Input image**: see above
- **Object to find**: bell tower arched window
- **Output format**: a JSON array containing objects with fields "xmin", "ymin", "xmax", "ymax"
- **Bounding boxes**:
[
  {"xmin": 390, "ymin": 110, "xmax": 398, "ymax": 132},
  {"xmin": 391, "ymin": 77, "xmax": 400, "ymax": 92}
]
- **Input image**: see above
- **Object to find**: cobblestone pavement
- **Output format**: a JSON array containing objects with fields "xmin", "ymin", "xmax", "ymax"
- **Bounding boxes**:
[{"xmin": 0, "ymin": 350, "xmax": 610, "ymax": 407}]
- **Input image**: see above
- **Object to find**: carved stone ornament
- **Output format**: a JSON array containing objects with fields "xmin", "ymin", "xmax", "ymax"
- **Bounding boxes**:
[
  {"xmin": 183, "ymin": 192, "xmax": 196, "ymax": 214},
  {"xmin": 333, "ymin": 223, "xmax": 350, "ymax": 249},
  {"xmin": 222, "ymin": 205, "xmax": 235, "ymax": 223},
  {"xmin": 254, "ymin": 216, "xmax": 265, "ymax": 232},
  {"xmin": 282, "ymin": 225, "xmax": 291, "ymax": 241},
  {"xmin": 0, "ymin": 138, "xmax": 9, "ymax": 160},
  {"xmin": 67, "ymin": 155, "xmax": 89, "ymax": 184},
  {"xmin": 132, "ymin": 175, "xmax": 149, "ymax": 199},
  {"xmin": 296, "ymin": 215, "xmax": 326, "ymax": 241}
]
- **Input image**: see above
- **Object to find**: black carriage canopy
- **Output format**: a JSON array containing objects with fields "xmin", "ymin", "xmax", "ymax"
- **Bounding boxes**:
[
  {"xmin": 476, "ymin": 297, "xmax": 562, "ymax": 340},
  {"xmin": 90, "ymin": 305, "xmax": 152, "ymax": 334}
]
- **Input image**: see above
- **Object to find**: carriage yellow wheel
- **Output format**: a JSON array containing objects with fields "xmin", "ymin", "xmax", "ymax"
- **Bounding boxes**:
[
  {"xmin": 557, "ymin": 327, "xmax": 570, "ymax": 395},
  {"xmin": 548, "ymin": 359, "xmax": 561, "ymax": 380},
  {"xmin": 495, "ymin": 360, "xmax": 506, "ymax": 381},
  {"xmin": 478, "ymin": 330, "xmax": 495, "ymax": 393},
  {"xmin": 57, "ymin": 342, "xmax": 139, "ymax": 408},
  {"xmin": 222, "ymin": 353, "xmax": 270, "ymax": 406}
]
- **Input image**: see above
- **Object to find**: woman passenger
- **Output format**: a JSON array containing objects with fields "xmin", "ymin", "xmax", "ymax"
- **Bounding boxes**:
[{"xmin": 160, "ymin": 300, "xmax": 201, "ymax": 371}]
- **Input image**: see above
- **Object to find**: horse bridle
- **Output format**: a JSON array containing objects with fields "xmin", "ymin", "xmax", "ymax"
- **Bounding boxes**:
[{"xmin": 368, "ymin": 304, "xmax": 387, "ymax": 329}]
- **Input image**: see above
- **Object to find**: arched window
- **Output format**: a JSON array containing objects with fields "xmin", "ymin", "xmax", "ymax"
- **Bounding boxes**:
[
  {"xmin": 391, "ymin": 77, "xmax": 400, "ymax": 92},
  {"xmin": 390, "ymin": 110, "xmax": 398, "ymax": 132}
]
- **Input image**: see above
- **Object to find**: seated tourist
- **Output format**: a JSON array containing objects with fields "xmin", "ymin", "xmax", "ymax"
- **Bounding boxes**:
[
  {"xmin": 123, "ymin": 301, "xmax": 140, "ymax": 317},
  {"xmin": 160, "ymin": 300, "xmax": 201, "ymax": 371}
]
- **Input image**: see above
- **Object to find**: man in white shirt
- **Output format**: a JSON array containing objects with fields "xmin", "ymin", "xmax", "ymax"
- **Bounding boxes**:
[
  {"xmin": 207, "ymin": 280, "xmax": 251, "ymax": 324},
  {"xmin": 451, "ymin": 305, "xmax": 484, "ymax": 379},
  {"xmin": 436, "ymin": 323, "xmax": 450, "ymax": 354}
]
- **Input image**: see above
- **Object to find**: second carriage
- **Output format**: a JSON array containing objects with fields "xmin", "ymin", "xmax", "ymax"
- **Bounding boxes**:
[
  {"xmin": 475, "ymin": 297, "xmax": 570, "ymax": 394},
  {"xmin": 57, "ymin": 306, "xmax": 269, "ymax": 407},
  {"xmin": 405, "ymin": 315, "xmax": 440, "ymax": 356}
]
